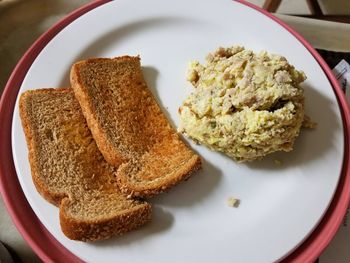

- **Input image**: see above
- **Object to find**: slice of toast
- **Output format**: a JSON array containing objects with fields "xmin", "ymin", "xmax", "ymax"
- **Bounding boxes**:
[
  {"xmin": 19, "ymin": 88, "xmax": 151, "ymax": 241},
  {"xmin": 70, "ymin": 56, "xmax": 201, "ymax": 197}
]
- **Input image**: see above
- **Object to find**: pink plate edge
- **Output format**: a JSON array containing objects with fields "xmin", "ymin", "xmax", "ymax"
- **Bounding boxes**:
[{"xmin": 0, "ymin": 0, "xmax": 349, "ymax": 262}]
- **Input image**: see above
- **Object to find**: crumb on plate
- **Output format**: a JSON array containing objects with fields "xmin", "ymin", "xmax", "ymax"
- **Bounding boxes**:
[{"xmin": 227, "ymin": 197, "xmax": 240, "ymax": 208}]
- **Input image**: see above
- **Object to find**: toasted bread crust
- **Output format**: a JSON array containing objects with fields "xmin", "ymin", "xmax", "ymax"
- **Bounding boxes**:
[
  {"xmin": 19, "ymin": 89, "xmax": 69, "ymax": 206},
  {"xmin": 60, "ymin": 198, "xmax": 151, "ymax": 241},
  {"xmin": 70, "ymin": 56, "xmax": 202, "ymax": 198},
  {"xmin": 70, "ymin": 62, "xmax": 124, "ymax": 166},
  {"xmin": 19, "ymin": 88, "xmax": 152, "ymax": 241},
  {"xmin": 117, "ymin": 155, "xmax": 202, "ymax": 197}
]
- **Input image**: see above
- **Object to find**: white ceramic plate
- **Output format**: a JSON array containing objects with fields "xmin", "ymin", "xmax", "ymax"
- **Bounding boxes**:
[{"xmin": 11, "ymin": 0, "xmax": 344, "ymax": 262}]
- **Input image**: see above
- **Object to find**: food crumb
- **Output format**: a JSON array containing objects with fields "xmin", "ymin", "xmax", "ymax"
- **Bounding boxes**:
[
  {"xmin": 274, "ymin": 159, "xmax": 283, "ymax": 166},
  {"xmin": 227, "ymin": 197, "xmax": 240, "ymax": 208},
  {"xmin": 302, "ymin": 115, "xmax": 317, "ymax": 129}
]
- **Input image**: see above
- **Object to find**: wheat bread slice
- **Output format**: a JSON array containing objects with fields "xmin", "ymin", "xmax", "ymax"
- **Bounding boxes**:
[
  {"xmin": 19, "ymin": 88, "xmax": 151, "ymax": 241},
  {"xmin": 70, "ymin": 56, "xmax": 201, "ymax": 197}
]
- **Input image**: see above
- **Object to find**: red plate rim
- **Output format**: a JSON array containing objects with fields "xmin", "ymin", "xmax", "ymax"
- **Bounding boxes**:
[{"xmin": 0, "ymin": 0, "xmax": 349, "ymax": 262}]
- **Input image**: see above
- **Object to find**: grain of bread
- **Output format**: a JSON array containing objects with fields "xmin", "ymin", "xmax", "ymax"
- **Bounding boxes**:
[
  {"xmin": 19, "ymin": 88, "xmax": 151, "ymax": 241},
  {"xmin": 70, "ymin": 56, "xmax": 201, "ymax": 197}
]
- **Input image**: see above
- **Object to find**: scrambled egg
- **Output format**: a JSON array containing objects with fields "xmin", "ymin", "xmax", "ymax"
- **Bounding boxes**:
[{"xmin": 178, "ymin": 46, "xmax": 306, "ymax": 162}]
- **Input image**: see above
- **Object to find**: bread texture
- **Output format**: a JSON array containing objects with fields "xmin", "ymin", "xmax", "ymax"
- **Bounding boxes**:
[
  {"xmin": 19, "ymin": 88, "xmax": 151, "ymax": 241},
  {"xmin": 70, "ymin": 56, "xmax": 201, "ymax": 197}
]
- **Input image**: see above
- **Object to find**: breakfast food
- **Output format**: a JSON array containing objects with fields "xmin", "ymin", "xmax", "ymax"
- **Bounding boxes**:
[
  {"xmin": 70, "ymin": 56, "xmax": 201, "ymax": 197},
  {"xmin": 179, "ymin": 46, "xmax": 306, "ymax": 162},
  {"xmin": 227, "ymin": 197, "xmax": 240, "ymax": 208},
  {"xmin": 19, "ymin": 88, "xmax": 151, "ymax": 241}
]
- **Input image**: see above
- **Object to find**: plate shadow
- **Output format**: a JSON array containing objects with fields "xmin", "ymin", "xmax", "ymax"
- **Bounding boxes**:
[
  {"xmin": 150, "ymin": 158, "xmax": 222, "ymax": 208},
  {"xmin": 90, "ymin": 205, "xmax": 174, "ymax": 247}
]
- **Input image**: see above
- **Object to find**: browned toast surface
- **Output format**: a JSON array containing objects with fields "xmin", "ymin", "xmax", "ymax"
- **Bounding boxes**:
[
  {"xmin": 70, "ymin": 56, "xmax": 201, "ymax": 197},
  {"xmin": 19, "ymin": 88, "xmax": 151, "ymax": 241}
]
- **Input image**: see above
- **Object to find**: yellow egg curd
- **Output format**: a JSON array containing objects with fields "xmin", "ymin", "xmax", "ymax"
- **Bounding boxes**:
[{"xmin": 178, "ymin": 46, "xmax": 306, "ymax": 162}]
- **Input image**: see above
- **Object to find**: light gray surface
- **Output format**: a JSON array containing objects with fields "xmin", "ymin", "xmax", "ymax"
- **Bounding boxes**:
[
  {"xmin": 0, "ymin": 0, "xmax": 349, "ymax": 262},
  {"xmin": 0, "ymin": 198, "xmax": 39, "ymax": 262},
  {"xmin": 276, "ymin": 14, "xmax": 350, "ymax": 52},
  {"xmin": 249, "ymin": 0, "xmax": 350, "ymax": 15}
]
